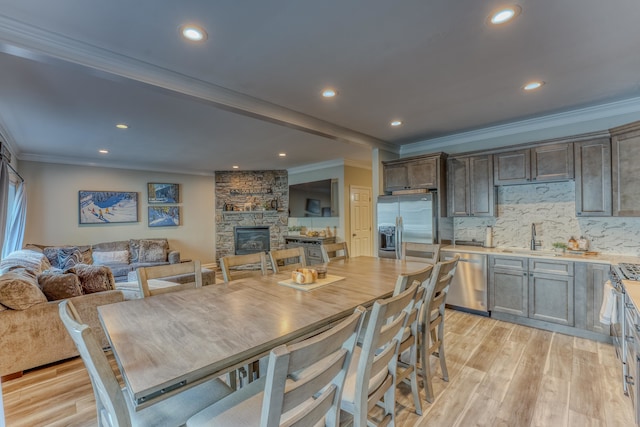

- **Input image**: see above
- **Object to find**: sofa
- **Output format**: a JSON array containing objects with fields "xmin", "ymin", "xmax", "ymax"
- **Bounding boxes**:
[
  {"xmin": 0, "ymin": 249, "xmax": 124, "ymax": 377},
  {"xmin": 27, "ymin": 238, "xmax": 181, "ymax": 282}
]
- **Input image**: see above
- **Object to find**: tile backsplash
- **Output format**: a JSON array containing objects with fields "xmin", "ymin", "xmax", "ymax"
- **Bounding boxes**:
[{"xmin": 453, "ymin": 181, "xmax": 640, "ymax": 256}]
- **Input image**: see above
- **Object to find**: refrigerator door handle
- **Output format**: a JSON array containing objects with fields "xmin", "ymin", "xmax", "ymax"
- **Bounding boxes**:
[{"xmin": 396, "ymin": 216, "xmax": 403, "ymax": 260}]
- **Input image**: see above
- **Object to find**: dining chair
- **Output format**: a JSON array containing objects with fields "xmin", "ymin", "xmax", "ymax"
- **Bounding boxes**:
[
  {"xmin": 186, "ymin": 306, "xmax": 366, "ymax": 427},
  {"xmin": 418, "ymin": 255, "xmax": 459, "ymax": 403},
  {"xmin": 321, "ymin": 241, "xmax": 350, "ymax": 263},
  {"xmin": 220, "ymin": 252, "xmax": 268, "ymax": 283},
  {"xmin": 267, "ymin": 247, "xmax": 306, "ymax": 273},
  {"xmin": 58, "ymin": 299, "xmax": 233, "ymax": 427},
  {"xmin": 340, "ymin": 282, "xmax": 418, "ymax": 427},
  {"xmin": 401, "ymin": 242, "xmax": 441, "ymax": 264},
  {"xmin": 136, "ymin": 260, "xmax": 203, "ymax": 297},
  {"xmin": 393, "ymin": 265, "xmax": 434, "ymax": 416}
]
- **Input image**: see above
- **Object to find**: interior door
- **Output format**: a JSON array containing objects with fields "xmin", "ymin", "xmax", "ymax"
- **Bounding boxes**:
[{"xmin": 350, "ymin": 186, "xmax": 372, "ymax": 257}]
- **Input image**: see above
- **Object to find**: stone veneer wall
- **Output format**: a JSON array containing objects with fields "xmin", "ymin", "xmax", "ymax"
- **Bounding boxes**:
[
  {"xmin": 215, "ymin": 170, "xmax": 288, "ymax": 261},
  {"xmin": 453, "ymin": 181, "xmax": 640, "ymax": 256}
]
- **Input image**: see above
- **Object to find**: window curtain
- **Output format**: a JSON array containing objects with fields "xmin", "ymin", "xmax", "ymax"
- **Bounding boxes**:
[
  {"xmin": 2, "ymin": 179, "xmax": 27, "ymax": 257},
  {"xmin": 0, "ymin": 159, "xmax": 8, "ymax": 257}
]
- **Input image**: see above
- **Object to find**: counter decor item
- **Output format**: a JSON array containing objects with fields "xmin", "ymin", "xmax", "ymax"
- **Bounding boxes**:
[{"xmin": 552, "ymin": 242, "xmax": 568, "ymax": 253}]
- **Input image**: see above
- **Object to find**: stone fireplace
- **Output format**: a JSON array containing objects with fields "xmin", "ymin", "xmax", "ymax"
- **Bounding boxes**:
[
  {"xmin": 215, "ymin": 170, "xmax": 288, "ymax": 262},
  {"xmin": 234, "ymin": 226, "xmax": 270, "ymax": 255}
]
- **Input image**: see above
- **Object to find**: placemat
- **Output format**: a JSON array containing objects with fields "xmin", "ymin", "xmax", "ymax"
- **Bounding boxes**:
[{"xmin": 278, "ymin": 274, "xmax": 345, "ymax": 291}]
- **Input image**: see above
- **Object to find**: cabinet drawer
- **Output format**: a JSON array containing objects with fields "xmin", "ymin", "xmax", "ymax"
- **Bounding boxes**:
[
  {"xmin": 306, "ymin": 246, "xmax": 323, "ymax": 259},
  {"xmin": 529, "ymin": 259, "xmax": 573, "ymax": 276},
  {"xmin": 491, "ymin": 256, "xmax": 527, "ymax": 270}
]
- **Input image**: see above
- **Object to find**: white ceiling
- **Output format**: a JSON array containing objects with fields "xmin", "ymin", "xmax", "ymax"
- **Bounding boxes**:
[{"xmin": 0, "ymin": 0, "xmax": 639, "ymax": 174}]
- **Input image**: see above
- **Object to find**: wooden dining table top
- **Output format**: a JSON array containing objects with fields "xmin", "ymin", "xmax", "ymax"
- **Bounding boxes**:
[{"xmin": 98, "ymin": 256, "xmax": 426, "ymax": 409}]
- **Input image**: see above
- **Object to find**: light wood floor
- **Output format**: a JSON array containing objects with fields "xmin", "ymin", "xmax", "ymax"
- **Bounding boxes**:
[{"xmin": 2, "ymin": 310, "xmax": 635, "ymax": 427}]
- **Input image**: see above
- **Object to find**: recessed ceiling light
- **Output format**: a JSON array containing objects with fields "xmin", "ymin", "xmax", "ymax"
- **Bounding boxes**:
[
  {"xmin": 232, "ymin": 165, "xmax": 239, "ymax": 169},
  {"xmin": 99, "ymin": 149, "xmax": 109, "ymax": 154},
  {"xmin": 180, "ymin": 24, "xmax": 207, "ymax": 42},
  {"xmin": 115, "ymin": 123, "xmax": 128, "ymax": 129},
  {"xmin": 322, "ymin": 88, "xmax": 337, "ymax": 98},
  {"xmin": 489, "ymin": 5, "xmax": 522, "ymax": 25},
  {"xmin": 390, "ymin": 120, "xmax": 403, "ymax": 127},
  {"xmin": 523, "ymin": 81, "xmax": 545, "ymax": 91},
  {"xmin": 279, "ymin": 153, "xmax": 287, "ymax": 157}
]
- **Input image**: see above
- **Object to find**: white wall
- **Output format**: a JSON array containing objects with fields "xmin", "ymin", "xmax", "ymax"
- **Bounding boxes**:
[{"xmin": 19, "ymin": 161, "xmax": 217, "ymax": 263}]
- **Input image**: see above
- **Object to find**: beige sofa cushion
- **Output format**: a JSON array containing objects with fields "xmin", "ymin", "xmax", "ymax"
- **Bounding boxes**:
[
  {"xmin": 0, "ymin": 249, "xmax": 51, "ymax": 275},
  {"xmin": 38, "ymin": 271, "xmax": 83, "ymax": 301},
  {"xmin": 0, "ymin": 268, "xmax": 47, "ymax": 309}
]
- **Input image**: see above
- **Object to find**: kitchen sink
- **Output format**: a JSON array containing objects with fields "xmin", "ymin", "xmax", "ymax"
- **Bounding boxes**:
[{"xmin": 498, "ymin": 248, "xmax": 561, "ymax": 257}]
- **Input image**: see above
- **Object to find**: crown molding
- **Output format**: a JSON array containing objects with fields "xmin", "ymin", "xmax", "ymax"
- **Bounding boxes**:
[
  {"xmin": 0, "ymin": 14, "xmax": 396, "ymax": 153},
  {"xmin": 18, "ymin": 152, "xmax": 216, "ymax": 177},
  {"xmin": 287, "ymin": 159, "xmax": 346, "ymax": 175},
  {"xmin": 401, "ymin": 96, "xmax": 640, "ymax": 156}
]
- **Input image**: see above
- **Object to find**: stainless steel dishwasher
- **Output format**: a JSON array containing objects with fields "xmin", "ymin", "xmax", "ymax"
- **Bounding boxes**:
[{"xmin": 440, "ymin": 250, "xmax": 488, "ymax": 315}]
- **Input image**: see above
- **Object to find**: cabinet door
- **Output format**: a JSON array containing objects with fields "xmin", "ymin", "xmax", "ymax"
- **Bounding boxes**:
[
  {"xmin": 612, "ymin": 126, "xmax": 640, "ymax": 216},
  {"xmin": 383, "ymin": 163, "xmax": 409, "ymax": 192},
  {"xmin": 586, "ymin": 263, "xmax": 610, "ymax": 334},
  {"xmin": 469, "ymin": 155, "xmax": 495, "ymax": 216},
  {"xmin": 447, "ymin": 157, "xmax": 470, "ymax": 216},
  {"xmin": 531, "ymin": 143, "xmax": 574, "ymax": 182},
  {"xmin": 407, "ymin": 158, "xmax": 438, "ymax": 189},
  {"xmin": 494, "ymin": 149, "xmax": 530, "ymax": 185},
  {"xmin": 575, "ymin": 138, "xmax": 612, "ymax": 216},
  {"xmin": 490, "ymin": 256, "xmax": 528, "ymax": 317},
  {"xmin": 528, "ymin": 272, "xmax": 574, "ymax": 326}
]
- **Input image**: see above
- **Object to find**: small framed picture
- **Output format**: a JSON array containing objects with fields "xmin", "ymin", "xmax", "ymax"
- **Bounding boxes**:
[
  {"xmin": 148, "ymin": 183, "xmax": 179, "ymax": 204},
  {"xmin": 148, "ymin": 206, "xmax": 180, "ymax": 227},
  {"xmin": 79, "ymin": 191, "xmax": 138, "ymax": 224}
]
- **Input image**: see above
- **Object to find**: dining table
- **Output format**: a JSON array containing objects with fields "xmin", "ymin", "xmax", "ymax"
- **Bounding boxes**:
[{"xmin": 98, "ymin": 256, "xmax": 427, "ymax": 410}]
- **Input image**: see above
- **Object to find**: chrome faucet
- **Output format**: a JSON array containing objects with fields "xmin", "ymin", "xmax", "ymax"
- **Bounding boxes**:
[{"xmin": 530, "ymin": 223, "xmax": 541, "ymax": 250}]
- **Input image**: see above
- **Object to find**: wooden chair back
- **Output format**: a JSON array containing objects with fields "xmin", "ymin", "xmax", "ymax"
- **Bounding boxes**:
[
  {"xmin": 419, "ymin": 255, "xmax": 459, "ymax": 402},
  {"xmin": 220, "ymin": 252, "xmax": 268, "ymax": 283},
  {"xmin": 343, "ymin": 282, "xmax": 418, "ymax": 427},
  {"xmin": 321, "ymin": 241, "xmax": 349, "ymax": 263},
  {"xmin": 267, "ymin": 247, "xmax": 306, "ymax": 273},
  {"xmin": 392, "ymin": 265, "xmax": 434, "ymax": 415},
  {"xmin": 261, "ymin": 307, "xmax": 365, "ymax": 426},
  {"xmin": 401, "ymin": 242, "xmax": 441, "ymax": 264},
  {"xmin": 137, "ymin": 260, "xmax": 203, "ymax": 297},
  {"xmin": 59, "ymin": 300, "xmax": 132, "ymax": 427}
]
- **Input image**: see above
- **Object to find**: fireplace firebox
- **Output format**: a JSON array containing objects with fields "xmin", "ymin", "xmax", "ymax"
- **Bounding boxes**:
[{"xmin": 234, "ymin": 226, "xmax": 271, "ymax": 255}]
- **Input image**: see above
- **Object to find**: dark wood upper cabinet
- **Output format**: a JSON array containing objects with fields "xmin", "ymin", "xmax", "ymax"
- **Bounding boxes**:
[
  {"xmin": 448, "ymin": 155, "xmax": 495, "ymax": 217},
  {"xmin": 382, "ymin": 153, "xmax": 444, "ymax": 193},
  {"xmin": 574, "ymin": 138, "xmax": 611, "ymax": 217},
  {"xmin": 494, "ymin": 143, "xmax": 573, "ymax": 185},
  {"xmin": 611, "ymin": 121, "xmax": 640, "ymax": 216}
]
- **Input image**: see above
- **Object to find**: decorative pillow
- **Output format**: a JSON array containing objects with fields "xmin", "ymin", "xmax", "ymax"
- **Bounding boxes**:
[
  {"xmin": 0, "ymin": 268, "xmax": 47, "ymax": 310},
  {"xmin": 0, "ymin": 250, "xmax": 51, "ymax": 275},
  {"xmin": 78, "ymin": 246, "xmax": 93, "ymax": 265},
  {"xmin": 129, "ymin": 239, "xmax": 141, "ymax": 263},
  {"xmin": 58, "ymin": 247, "xmax": 83, "ymax": 270},
  {"xmin": 92, "ymin": 250, "xmax": 129, "ymax": 265},
  {"xmin": 38, "ymin": 271, "xmax": 83, "ymax": 301},
  {"xmin": 139, "ymin": 239, "xmax": 168, "ymax": 263},
  {"xmin": 68, "ymin": 264, "xmax": 115, "ymax": 294},
  {"xmin": 43, "ymin": 247, "xmax": 60, "ymax": 268}
]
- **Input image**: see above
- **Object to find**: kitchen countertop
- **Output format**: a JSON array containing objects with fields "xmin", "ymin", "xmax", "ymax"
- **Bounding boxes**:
[
  {"xmin": 624, "ymin": 280, "xmax": 640, "ymax": 312},
  {"xmin": 442, "ymin": 244, "xmax": 640, "ymax": 265}
]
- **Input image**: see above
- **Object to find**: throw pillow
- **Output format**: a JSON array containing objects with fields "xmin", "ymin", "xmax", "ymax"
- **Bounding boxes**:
[
  {"xmin": 129, "ymin": 239, "xmax": 141, "ymax": 263},
  {"xmin": 138, "ymin": 239, "xmax": 168, "ymax": 263},
  {"xmin": 58, "ymin": 247, "xmax": 83, "ymax": 270},
  {"xmin": 78, "ymin": 246, "xmax": 93, "ymax": 265},
  {"xmin": 38, "ymin": 271, "xmax": 83, "ymax": 301},
  {"xmin": 0, "ymin": 268, "xmax": 47, "ymax": 310},
  {"xmin": 92, "ymin": 250, "xmax": 129, "ymax": 265},
  {"xmin": 0, "ymin": 250, "xmax": 51, "ymax": 275},
  {"xmin": 68, "ymin": 264, "xmax": 115, "ymax": 294},
  {"xmin": 43, "ymin": 247, "xmax": 61, "ymax": 268}
]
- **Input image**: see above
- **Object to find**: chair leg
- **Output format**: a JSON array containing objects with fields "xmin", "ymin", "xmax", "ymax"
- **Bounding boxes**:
[
  {"xmin": 409, "ymin": 343, "xmax": 422, "ymax": 415},
  {"xmin": 437, "ymin": 323, "xmax": 448, "ymax": 382},
  {"xmin": 420, "ymin": 331, "xmax": 435, "ymax": 404}
]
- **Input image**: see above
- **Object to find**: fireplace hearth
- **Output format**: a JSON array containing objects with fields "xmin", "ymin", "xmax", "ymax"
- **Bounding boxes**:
[{"xmin": 234, "ymin": 226, "xmax": 271, "ymax": 255}]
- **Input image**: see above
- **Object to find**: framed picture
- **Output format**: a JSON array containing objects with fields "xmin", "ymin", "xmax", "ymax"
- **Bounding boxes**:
[
  {"xmin": 79, "ymin": 191, "xmax": 138, "ymax": 224},
  {"xmin": 148, "ymin": 183, "xmax": 179, "ymax": 204},
  {"xmin": 148, "ymin": 206, "xmax": 180, "ymax": 227},
  {"xmin": 305, "ymin": 198, "xmax": 321, "ymax": 216}
]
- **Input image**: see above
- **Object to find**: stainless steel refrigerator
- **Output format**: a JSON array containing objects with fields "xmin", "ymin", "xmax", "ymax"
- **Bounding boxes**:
[{"xmin": 377, "ymin": 193, "xmax": 437, "ymax": 259}]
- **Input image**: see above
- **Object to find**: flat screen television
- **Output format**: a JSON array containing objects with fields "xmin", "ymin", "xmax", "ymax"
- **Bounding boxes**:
[{"xmin": 288, "ymin": 179, "xmax": 338, "ymax": 217}]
